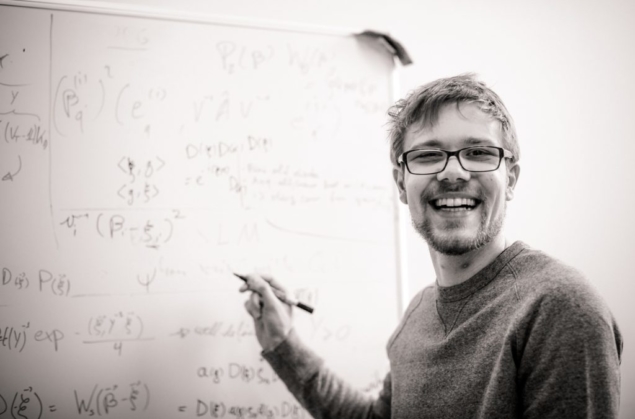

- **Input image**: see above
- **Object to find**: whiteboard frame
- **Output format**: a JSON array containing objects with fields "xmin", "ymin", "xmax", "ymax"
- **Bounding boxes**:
[
  {"xmin": 0, "ymin": 0, "xmax": 409, "ymax": 317},
  {"xmin": 2, "ymin": 0, "xmax": 359, "ymax": 36},
  {"xmin": 390, "ymin": 61, "xmax": 409, "ymax": 316}
]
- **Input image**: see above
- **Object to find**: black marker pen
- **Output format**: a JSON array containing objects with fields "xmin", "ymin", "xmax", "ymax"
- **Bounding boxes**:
[{"xmin": 234, "ymin": 273, "xmax": 314, "ymax": 314}]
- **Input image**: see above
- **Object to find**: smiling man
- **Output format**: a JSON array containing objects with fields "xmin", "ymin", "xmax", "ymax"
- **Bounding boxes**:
[
  {"xmin": 395, "ymin": 100, "xmax": 518, "ymax": 283},
  {"xmin": 239, "ymin": 74, "xmax": 623, "ymax": 418}
]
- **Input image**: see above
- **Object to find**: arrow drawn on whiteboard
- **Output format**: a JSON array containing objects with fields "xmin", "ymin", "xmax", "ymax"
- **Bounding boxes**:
[
  {"xmin": 2, "ymin": 155, "xmax": 21, "ymax": 181},
  {"xmin": 265, "ymin": 218, "xmax": 380, "ymax": 244}
]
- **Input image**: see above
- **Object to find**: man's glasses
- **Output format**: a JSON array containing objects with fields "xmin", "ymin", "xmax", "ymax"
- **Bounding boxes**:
[{"xmin": 397, "ymin": 146, "xmax": 514, "ymax": 175}]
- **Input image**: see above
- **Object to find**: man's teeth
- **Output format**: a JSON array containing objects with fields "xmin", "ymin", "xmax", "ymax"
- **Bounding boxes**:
[{"xmin": 434, "ymin": 198, "xmax": 476, "ymax": 208}]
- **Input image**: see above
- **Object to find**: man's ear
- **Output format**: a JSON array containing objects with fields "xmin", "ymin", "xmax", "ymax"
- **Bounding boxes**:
[
  {"xmin": 393, "ymin": 166, "xmax": 408, "ymax": 204},
  {"xmin": 506, "ymin": 162, "xmax": 520, "ymax": 201}
]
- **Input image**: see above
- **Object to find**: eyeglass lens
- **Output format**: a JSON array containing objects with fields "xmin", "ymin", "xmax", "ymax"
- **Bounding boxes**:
[{"xmin": 405, "ymin": 147, "xmax": 502, "ymax": 174}]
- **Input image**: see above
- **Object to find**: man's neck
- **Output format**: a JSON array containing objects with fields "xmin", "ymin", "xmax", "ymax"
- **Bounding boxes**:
[{"xmin": 430, "ymin": 234, "xmax": 509, "ymax": 288}]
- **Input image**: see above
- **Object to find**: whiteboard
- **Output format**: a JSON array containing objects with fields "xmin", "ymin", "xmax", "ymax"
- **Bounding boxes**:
[{"xmin": 0, "ymin": 2, "xmax": 400, "ymax": 418}]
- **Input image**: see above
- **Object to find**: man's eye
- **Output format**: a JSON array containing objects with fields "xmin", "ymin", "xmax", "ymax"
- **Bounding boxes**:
[
  {"xmin": 465, "ymin": 147, "xmax": 496, "ymax": 158},
  {"xmin": 410, "ymin": 151, "xmax": 444, "ymax": 162}
]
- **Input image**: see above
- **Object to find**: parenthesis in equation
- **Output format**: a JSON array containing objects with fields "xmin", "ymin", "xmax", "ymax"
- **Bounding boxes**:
[
  {"xmin": 163, "ymin": 219, "xmax": 173, "ymax": 243},
  {"xmin": 10, "ymin": 392, "xmax": 18, "ymax": 418},
  {"xmin": 53, "ymin": 75, "xmax": 68, "ymax": 137},
  {"xmin": 135, "ymin": 314, "xmax": 144, "ymax": 340},
  {"xmin": 95, "ymin": 79, "xmax": 105, "ymax": 120},
  {"xmin": 54, "ymin": 277, "xmax": 71, "ymax": 297},
  {"xmin": 19, "ymin": 328, "xmax": 27, "ymax": 353},
  {"xmin": 143, "ymin": 383, "xmax": 150, "ymax": 411},
  {"xmin": 35, "ymin": 391, "xmax": 43, "ymax": 418},
  {"xmin": 96, "ymin": 213, "xmax": 104, "ymax": 237},
  {"xmin": 96, "ymin": 388, "xmax": 102, "ymax": 417},
  {"xmin": 3, "ymin": 120, "xmax": 11, "ymax": 144},
  {"xmin": 115, "ymin": 83, "xmax": 130, "ymax": 126},
  {"xmin": 51, "ymin": 278, "xmax": 60, "ymax": 296}
]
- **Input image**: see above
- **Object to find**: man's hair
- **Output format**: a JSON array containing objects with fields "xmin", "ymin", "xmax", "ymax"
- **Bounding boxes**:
[{"xmin": 387, "ymin": 73, "xmax": 520, "ymax": 168}]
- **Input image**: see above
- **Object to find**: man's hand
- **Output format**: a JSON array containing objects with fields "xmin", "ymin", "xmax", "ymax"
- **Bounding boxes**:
[{"xmin": 239, "ymin": 273, "xmax": 293, "ymax": 351}]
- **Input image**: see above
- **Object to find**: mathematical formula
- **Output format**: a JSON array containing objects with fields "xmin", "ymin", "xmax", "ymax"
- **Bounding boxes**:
[{"xmin": 74, "ymin": 381, "xmax": 150, "ymax": 417}]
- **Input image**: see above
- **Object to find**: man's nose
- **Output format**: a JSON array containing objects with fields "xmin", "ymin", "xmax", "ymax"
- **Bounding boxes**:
[{"xmin": 436, "ymin": 156, "xmax": 471, "ymax": 182}]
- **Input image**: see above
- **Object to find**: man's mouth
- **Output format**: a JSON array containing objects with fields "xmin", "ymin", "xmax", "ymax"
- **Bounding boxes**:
[{"xmin": 430, "ymin": 197, "xmax": 480, "ymax": 212}]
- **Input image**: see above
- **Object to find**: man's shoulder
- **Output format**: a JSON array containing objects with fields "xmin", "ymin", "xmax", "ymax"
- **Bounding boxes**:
[
  {"xmin": 403, "ymin": 285, "xmax": 433, "ymax": 315},
  {"xmin": 509, "ymin": 242, "xmax": 614, "ymax": 326},
  {"xmin": 510, "ymin": 243, "xmax": 590, "ymax": 294}
]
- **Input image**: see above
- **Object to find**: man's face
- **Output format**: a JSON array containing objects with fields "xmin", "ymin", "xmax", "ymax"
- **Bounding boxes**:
[{"xmin": 394, "ymin": 103, "xmax": 519, "ymax": 256}]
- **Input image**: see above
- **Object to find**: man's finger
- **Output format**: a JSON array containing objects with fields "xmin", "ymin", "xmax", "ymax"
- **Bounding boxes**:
[
  {"xmin": 244, "ymin": 292, "xmax": 262, "ymax": 319},
  {"xmin": 243, "ymin": 273, "xmax": 279, "ymax": 305},
  {"xmin": 260, "ymin": 273, "xmax": 288, "ymax": 294}
]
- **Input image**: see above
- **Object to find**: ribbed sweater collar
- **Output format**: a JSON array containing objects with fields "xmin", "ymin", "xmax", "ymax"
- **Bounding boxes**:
[{"xmin": 436, "ymin": 241, "xmax": 527, "ymax": 303}]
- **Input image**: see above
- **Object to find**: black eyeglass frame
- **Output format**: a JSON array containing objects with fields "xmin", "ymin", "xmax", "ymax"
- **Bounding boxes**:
[{"xmin": 397, "ymin": 146, "xmax": 514, "ymax": 175}]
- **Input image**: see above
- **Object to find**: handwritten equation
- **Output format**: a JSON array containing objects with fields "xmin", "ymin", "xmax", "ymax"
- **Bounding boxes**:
[
  {"xmin": 178, "ymin": 400, "xmax": 306, "ymax": 419},
  {"xmin": 117, "ymin": 155, "xmax": 165, "ymax": 206},
  {"xmin": 1, "ymin": 113, "xmax": 48, "ymax": 151},
  {"xmin": 59, "ymin": 210, "xmax": 183, "ymax": 249},
  {"xmin": 197, "ymin": 362, "xmax": 280, "ymax": 386},
  {"xmin": 0, "ymin": 322, "xmax": 63, "ymax": 353},
  {"xmin": 74, "ymin": 381, "xmax": 150, "ymax": 417},
  {"xmin": 0, "ymin": 387, "xmax": 56, "ymax": 419},
  {"xmin": 2, "ymin": 267, "xmax": 71, "ymax": 297},
  {"xmin": 82, "ymin": 311, "xmax": 151, "ymax": 355}
]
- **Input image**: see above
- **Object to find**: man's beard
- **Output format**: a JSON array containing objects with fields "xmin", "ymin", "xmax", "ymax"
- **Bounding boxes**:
[{"xmin": 413, "ymin": 195, "xmax": 506, "ymax": 256}]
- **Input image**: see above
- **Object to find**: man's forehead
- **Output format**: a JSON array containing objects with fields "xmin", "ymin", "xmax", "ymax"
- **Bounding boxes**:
[
  {"xmin": 404, "ymin": 102, "xmax": 504, "ymax": 149},
  {"xmin": 412, "ymin": 136, "xmax": 500, "ymax": 148}
]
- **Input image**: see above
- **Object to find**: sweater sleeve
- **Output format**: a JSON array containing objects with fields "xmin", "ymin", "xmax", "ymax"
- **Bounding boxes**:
[
  {"xmin": 515, "ymin": 282, "xmax": 623, "ymax": 419},
  {"xmin": 262, "ymin": 329, "xmax": 392, "ymax": 419}
]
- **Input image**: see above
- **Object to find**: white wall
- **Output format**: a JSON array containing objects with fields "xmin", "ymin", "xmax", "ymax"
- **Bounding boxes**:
[
  {"xmin": 394, "ymin": 4, "xmax": 635, "ymax": 419},
  {"xmin": 65, "ymin": 0, "xmax": 635, "ymax": 416}
]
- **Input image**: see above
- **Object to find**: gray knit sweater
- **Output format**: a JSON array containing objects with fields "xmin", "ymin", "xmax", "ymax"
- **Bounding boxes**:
[{"xmin": 263, "ymin": 241, "xmax": 623, "ymax": 418}]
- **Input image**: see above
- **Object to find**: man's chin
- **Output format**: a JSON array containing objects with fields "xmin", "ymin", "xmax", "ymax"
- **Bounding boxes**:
[
  {"xmin": 414, "ymin": 221, "xmax": 492, "ymax": 256},
  {"xmin": 426, "ymin": 235, "xmax": 482, "ymax": 256},
  {"xmin": 414, "ymin": 201, "xmax": 506, "ymax": 257}
]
